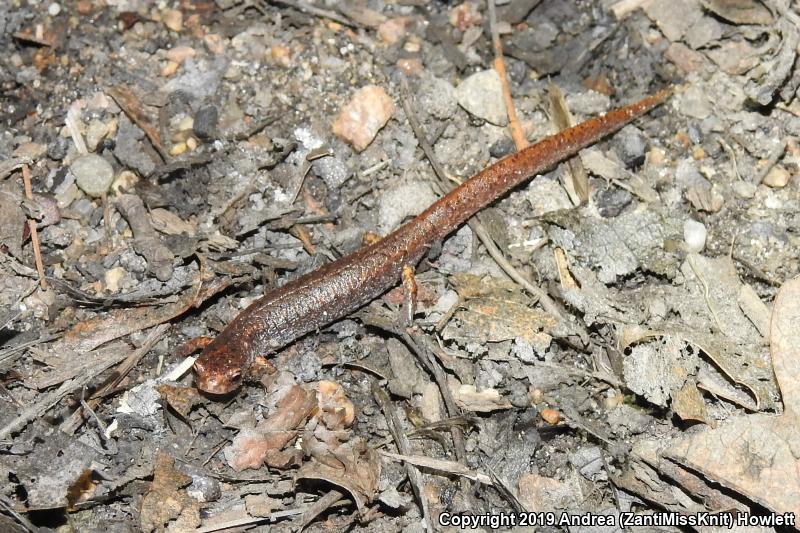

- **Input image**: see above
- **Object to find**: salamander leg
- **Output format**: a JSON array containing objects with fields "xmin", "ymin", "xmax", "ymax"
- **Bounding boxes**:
[
  {"xmin": 250, "ymin": 355, "xmax": 278, "ymax": 383},
  {"xmin": 401, "ymin": 265, "xmax": 418, "ymax": 326},
  {"xmin": 176, "ymin": 336, "xmax": 214, "ymax": 357}
]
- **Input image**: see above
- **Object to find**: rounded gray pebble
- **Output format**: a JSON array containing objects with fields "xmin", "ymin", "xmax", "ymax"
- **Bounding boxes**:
[
  {"xmin": 489, "ymin": 137, "xmax": 515, "ymax": 158},
  {"xmin": 47, "ymin": 136, "xmax": 69, "ymax": 160},
  {"xmin": 612, "ymin": 125, "xmax": 646, "ymax": 168},
  {"xmin": 71, "ymin": 154, "xmax": 114, "ymax": 197}
]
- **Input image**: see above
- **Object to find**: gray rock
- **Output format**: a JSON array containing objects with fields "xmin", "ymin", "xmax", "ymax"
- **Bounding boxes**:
[
  {"xmin": 47, "ymin": 136, "xmax": 68, "ymax": 160},
  {"xmin": 418, "ymin": 74, "xmax": 457, "ymax": 120},
  {"xmin": 611, "ymin": 125, "xmax": 646, "ymax": 168},
  {"xmin": 455, "ymin": 69, "xmax": 507, "ymax": 126},
  {"xmin": 595, "ymin": 186, "xmax": 632, "ymax": 218},
  {"xmin": 193, "ymin": 105, "xmax": 219, "ymax": 141},
  {"xmin": 71, "ymin": 154, "xmax": 114, "ymax": 197},
  {"xmin": 489, "ymin": 137, "xmax": 515, "ymax": 158},
  {"xmin": 114, "ymin": 115, "xmax": 156, "ymax": 176},
  {"xmin": 378, "ymin": 180, "xmax": 438, "ymax": 234},
  {"xmin": 312, "ymin": 156, "xmax": 352, "ymax": 189},
  {"xmin": 676, "ymin": 85, "xmax": 711, "ymax": 119},
  {"xmin": 675, "ymin": 158, "xmax": 709, "ymax": 190}
]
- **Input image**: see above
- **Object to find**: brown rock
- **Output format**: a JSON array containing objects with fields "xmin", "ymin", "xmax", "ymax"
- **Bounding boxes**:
[
  {"xmin": 763, "ymin": 164, "xmax": 791, "ymax": 188},
  {"xmin": 332, "ymin": 85, "xmax": 395, "ymax": 152},
  {"xmin": 162, "ymin": 9, "xmax": 183, "ymax": 32}
]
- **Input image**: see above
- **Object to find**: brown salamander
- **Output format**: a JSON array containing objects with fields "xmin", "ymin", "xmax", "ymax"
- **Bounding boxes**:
[{"xmin": 193, "ymin": 89, "xmax": 670, "ymax": 394}]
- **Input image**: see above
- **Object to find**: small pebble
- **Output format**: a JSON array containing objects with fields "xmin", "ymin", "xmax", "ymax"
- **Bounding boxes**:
[
  {"xmin": 162, "ymin": 9, "xmax": 183, "ymax": 32},
  {"xmin": 332, "ymin": 85, "xmax": 395, "ymax": 152},
  {"xmin": 169, "ymin": 142, "xmax": 188, "ymax": 156},
  {"xmin": 160, "ymin": 61, "xmax": 179, "ymax": 77},
  {"xmin": 104, "ymin": 267, "xmax": 127, "ymax": 293},
  {"xmin": 454, "ymin": 69, "xmax": 507, "ymax": 126},
  {"xmin": 71, "ymin": 154, "xmax": 114, "ymax": 197},
  {"xmin": 13, "ymin": 142, "xmax": 47, "ymax": 159},
  {"xmin": 762, "ymin": 164, "xmax": 790, "ymax": 188},
  {"xmin": 47, "ymin": 136, "xmax": 69, "ymax": 160},
  {"xmin": 418, "ymin": 75, "xmax": 457, "ymax": 120},
  {"xmin": 48, "ymin": 3, "xmax": 61, "ymax": 16},
  {"xmin": 683, "ymin": 219, "xmax": 707, "ymax": 253},
  {"xmin": 596, "ymin": 186, "xmax": 633, "ymax": 218},
  {"xmin": 85, "ymin": 119, "xmax": 108, "ymax": 152},
  {"xmin": 732, "ymin": 180, "xmax": 757, "ymax": 199},
  {"xmin": 489, "ymin": 137, "xmax": 514, "ymax": 158},
  {"xmin": 612, "ymin": 125, "xmax": 646, "ymax": 168},
  {"xmin": 193, "ymin": 105, "xmax": 219, "ymax": 140},
  {"xmin": 177, "ymin": 116, "xmax": 194, "ymax": 132},
  {"xmin": 377, "ymin": 17, "xmax": 413, "ymax": 45},
  {"xmin": 396, "ymin": 57, "xmax": 422, "ymax": 76},
  {"xmin": 165, "ymin": 45, "xmax": 196, "ymax": 64},
  {"xmin": 677, "ymin": 85, "xmax": 711, "ymax": 120}
]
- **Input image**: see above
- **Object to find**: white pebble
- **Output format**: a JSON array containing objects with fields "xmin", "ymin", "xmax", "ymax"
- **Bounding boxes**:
[
  {"xmin": 683, "ymin": 219, "xmax": 707, "ymax": 253},
  {"xmin": 48, "ymin": 3, "xmax": 61, "ymax": 16}
]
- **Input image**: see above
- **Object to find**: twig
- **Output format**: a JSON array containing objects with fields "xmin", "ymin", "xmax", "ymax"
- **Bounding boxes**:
[
  {"xmin": 60, "ymin": 324, "xmax": 170, "ymax": 434},
  {"xmin": 261, "ymin": 0, "xmax": 362, "ymax": 28},
  {"xmin": 488, "ymin": 0, "xmax": 527, "ymax": 149},
  {"xmin": 548, "ymin": 82, "xmax": 589, "ymax": 204},
  {"xmin": 196, "ymin": 507, "xmax": 307, "ymax": 533},
  {"xmin": 380, "ymin": 450, "xmax": 493, "ymax": 485},
  {"xmin": 107, "ymin": 85, "xmax": 168, "ymax": 162},
  {"xmin": 293, "ymin": 489, "xmax": 347, "ymax": 532},
  {"xmin": 0, "ymin": 368, "xmax": 102, "ymax": 440},
  {"xmin": 372, "ymin": 382, "xmax": 433, "ymax": 532},
  {"xmin": 752, "ymin": 139, "xmax": 786, "ymax": 184},
  {"xmin": 0, "ymin": 495, "xmax": 41, "ymax": 533},
  {"xmin": 402, "ymin": 331, "xmax": 472, "ymax": 488},
  {"xmin": 21, "ymin": 165, "xmax": 47, "ymax": 289}
]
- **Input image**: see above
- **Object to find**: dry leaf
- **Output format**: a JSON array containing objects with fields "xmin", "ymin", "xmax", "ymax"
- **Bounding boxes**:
[
  {"xmin": 155, "ymin": 384, "xmax": 204, "ymax": 419},
  {"xmin": 698, "ymin": 0, "xmax": 773, "ymax": 25},
  {"xmin": 444, "ymin": 274, "xmax": 556, "ymax": 346},
  {"xmin": 452, "ymin": 383, "xmax": 512, "ymax": 412},
  {"xmin": 296, "ymin": 438, "xmax": 380, "ymax": 515},
  {"xmin": 57, "ymin": 275, "xmax": 230, "ymax": 354},
  {"xmin": 317, "ymin": 380, "xmax": 355, "ymax": 430},
  {"xmin": 140, "ymin": 452, "xmax": 199, "ymax": 533},
  {"xmin": 224, "ymin": 385, "xmax": 317, "ymax": 471},
  {"xmin": 672, "ymin": 380, "xmax": 712, "ymax": 425},
  {"xmin": 667, "ymin": 276, "xmax": 800, "ymax": 516}
]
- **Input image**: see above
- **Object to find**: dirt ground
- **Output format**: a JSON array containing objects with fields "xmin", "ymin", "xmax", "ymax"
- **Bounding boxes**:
[{"xmin": 2, "ymin": 0, "xmax": 800, "ymax": 531}]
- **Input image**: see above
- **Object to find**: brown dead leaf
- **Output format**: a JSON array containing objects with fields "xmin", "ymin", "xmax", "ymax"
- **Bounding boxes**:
[
  {"xmin": 672, "ymin": 380, "xmax": 713, "ymax": 425},
  {"xmin": 317, "ymin": 380, "xmax": 355, "ymax": 430},
  {"xmin": 140, "ymin": 452, "xmax": 199, "ymax": 533},
  {"xmin": 296, "ymin": 438, "xmax": 380, "ymax": 515},
  {"xmin": 518, "ymin": 472, "xmax": 582, "ymax": 512},
  {"xmin": 0, "ymin": 181, "xmax": 27, "ymax": 259},
  {"xmin": 224, "ymin": 385, "xmax": 318, "ymax": 471},
  {"xmin": 667, "ymin": 276, "xmax": 800, "ymax": 516},
  {"xmin": 698, "ymin": 0, "xmax": 773, "ymax": 25},
  {"xmin": 444, "ymin": 274, "xmax": 556, "ymax": 346},
  {"xmin": 57, "ymin": 275, "xmax": 229, "ymax": 354},
  {"xmin": 156, "ymin": 384, "xmax": 204, "ymax": 419}
]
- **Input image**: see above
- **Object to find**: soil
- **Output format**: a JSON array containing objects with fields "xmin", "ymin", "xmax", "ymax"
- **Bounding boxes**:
[{"xmin": 1, "ymin": 0, "xmax": 799, "ymax": 532}]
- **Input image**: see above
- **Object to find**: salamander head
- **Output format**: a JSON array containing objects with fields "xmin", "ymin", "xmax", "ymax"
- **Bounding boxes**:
[{"xmin": 193, "ymin": 344, "xmax": 244, "ymax": 395}]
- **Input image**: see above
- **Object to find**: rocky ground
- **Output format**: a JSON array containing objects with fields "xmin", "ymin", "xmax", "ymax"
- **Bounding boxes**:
[{"xmin": 1, "ymin": 0, "xmax": 799, "ymax": 531}]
